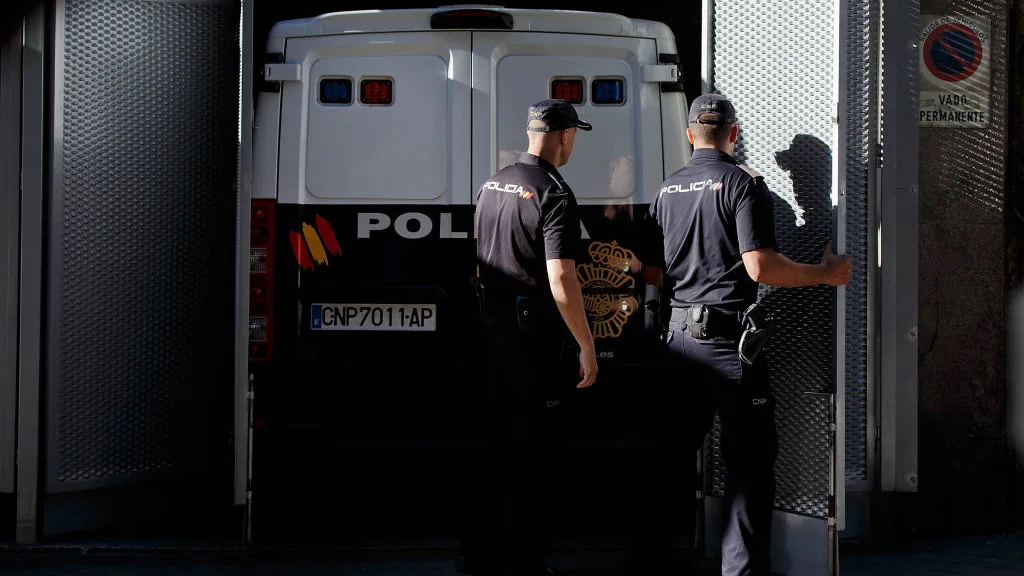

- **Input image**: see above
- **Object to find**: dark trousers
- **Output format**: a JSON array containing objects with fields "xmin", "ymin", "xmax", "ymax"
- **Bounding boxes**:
[
  {"xmin": 663, "ymin": 314, "xmax": 778, "ymax": 576},
  {"xmin": 457, "ymin": 306, "xmax": 576, "ymax": 575}
]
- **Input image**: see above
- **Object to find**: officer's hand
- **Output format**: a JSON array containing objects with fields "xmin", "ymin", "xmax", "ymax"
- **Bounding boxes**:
[
  {"xmin": 820, "ymin": 241, "xmax": 852, "ymax": 286},
  {"xmin": 578, "ymin": 345, "xmax": 598, "ymax": 388}
]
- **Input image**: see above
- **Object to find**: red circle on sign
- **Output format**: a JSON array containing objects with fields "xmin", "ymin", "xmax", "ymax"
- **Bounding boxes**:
[{"xmin": 923, "ymin": 22, "xmax": 983, "ymax": 82}]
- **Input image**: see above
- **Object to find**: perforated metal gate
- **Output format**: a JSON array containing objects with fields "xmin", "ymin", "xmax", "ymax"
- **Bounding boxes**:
[
  {"xmin": 703, "ymin": 0, "xmax": 876, "ymax": 572},
  {"xmin": 843, "ymin": 0, "xmax": 879, "ymax": 490},
  {"xmin": 44, "ymin": 0, "xmax": 240, "ymax": 524}
]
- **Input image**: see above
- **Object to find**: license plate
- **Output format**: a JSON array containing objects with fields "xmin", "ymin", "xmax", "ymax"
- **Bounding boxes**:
[{"xmin": 310, "ymin": 303, "xmax": 437, "ymax": 332}]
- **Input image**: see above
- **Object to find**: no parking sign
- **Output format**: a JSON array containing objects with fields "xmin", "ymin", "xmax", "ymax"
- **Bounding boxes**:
[{"xmin": 919, "ymin": 15, "xmax": 991, "ymax": 128}]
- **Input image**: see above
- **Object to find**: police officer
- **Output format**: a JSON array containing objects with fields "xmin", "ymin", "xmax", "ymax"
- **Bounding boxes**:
[
  {"xmin": 456, "ymin": 99, "xmax": 598, "ymax": 576},
  {"xmin": 642, "ymin": 94, "xmax": 851, "ymax": 576}
]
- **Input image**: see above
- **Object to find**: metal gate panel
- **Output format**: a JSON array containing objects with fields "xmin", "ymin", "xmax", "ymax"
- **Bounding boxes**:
[
  {"xmin": 703, "ymin": 0, "xmax": 875, "ymax": 572},
  {"xmin": 46, "ymin": 0, "xmax": 240, "ymax": 494},
  {"xmin": 706, "ymin": 0, "xmax": 838, "ymax": 516}
]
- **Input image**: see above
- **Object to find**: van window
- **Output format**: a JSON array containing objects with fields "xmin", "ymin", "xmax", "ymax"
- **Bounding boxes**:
[
  {"xmin": 496, "ymin": 56, "xmax": 637, "ymax": 202},
  {"xmin": 305, "ymin": 56, "xmax": 447, "ymax": 201}
]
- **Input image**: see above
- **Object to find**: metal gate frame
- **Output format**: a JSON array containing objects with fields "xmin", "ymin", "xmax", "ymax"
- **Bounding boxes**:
[
  {"xmin": 1, "ymin": 6, "xmax": 25, "ymax": 500},
  {"xmin": 15, "ymin": 0, "xmax": 47, "ymax": 544},
  {"xmin": 878, "ymin": 0, "xmax": 920, "ymax": 496},
  {"xmin": 235, "ymin": 0, "xmax": 254, "ymax": 514}
]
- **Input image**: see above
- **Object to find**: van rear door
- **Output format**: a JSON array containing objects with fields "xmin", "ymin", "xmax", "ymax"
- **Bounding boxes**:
[
  {"xmin": 253, "ymin": 31, "xmax": 478, "ymax": 539},
  {"xmin": 471, "ymin": 32, "xmax": 665, "ymax": 366},
  {"xmin": 272, "ymin": 30, "xmax": 477, "ymax": 443},
  {"xmin": 470, "ymin": 31, "xmax": 671, "ymax": 453}
]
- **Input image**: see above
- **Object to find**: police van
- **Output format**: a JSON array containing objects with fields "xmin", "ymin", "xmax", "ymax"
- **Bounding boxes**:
[{"xmin": 246, "ymin": 5, "xmax": 690, "ymax": 538}]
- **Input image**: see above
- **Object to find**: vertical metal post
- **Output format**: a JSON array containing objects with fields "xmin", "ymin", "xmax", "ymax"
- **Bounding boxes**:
[
  {"xmin": 832, "ymin": 0, "xmax": 849, "ymax": 534},
  {"xmin": 863, "ymin": 23, "xmax": 880, "ymax": 494},
  {"xmin": 0, "ymin": 9, "xmax": 24, "ymax": 498},
  {"xmin": 16, "ymin": 0, "xmax": 47, "ymax": 544},
  {"xmin": 234, "ymin": 0, "xmax": 254, "ymax": 513},
  {"xmin": 43, "ymin": 0, "xmax": 66, "ymax": 502},
  {"xmin": 245, "ymin": 373, "xmax": 254, "ymax": 544},
  {"xmin": 878, "ymin": 0, "xmax": 920, "ymax": 493},
  {"xmin": 864, "ymin": 0, "xmax": 880, "ymax": 494},
  {"xmin": 700, "ymin": 0, "xmax": 715, "ymax": 94},
  {"xmin": 696, "ymin": 0, "xmax": 715, "ymax": 559}
]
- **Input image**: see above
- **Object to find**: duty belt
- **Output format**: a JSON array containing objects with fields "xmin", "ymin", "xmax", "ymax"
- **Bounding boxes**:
[{"xmin": 670, "ymin": 304, "xmax": 743, "ymax": 340}]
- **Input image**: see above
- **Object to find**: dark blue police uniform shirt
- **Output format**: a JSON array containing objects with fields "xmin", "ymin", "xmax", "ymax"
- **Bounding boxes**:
[
  {"xmin": 475, "ymin": 153, "xmax": 580, "ymax": 301},
  {"xmin": 645, "ymin": 148, "xmax": 777, "ymax": 313}
]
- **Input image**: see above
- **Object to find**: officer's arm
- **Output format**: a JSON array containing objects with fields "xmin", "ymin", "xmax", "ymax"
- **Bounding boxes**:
[
  {"xmin": 741, "ymin": 248, "xmax": 826, "ymax": 287},
  {"xmin": 736, "ymin": 173, "xmax": 844, "ymax": 288},
  {"xmin": 547, "ymin": 259, "xmax": 595, "ymax": 353},
  {"xmin": 743, "ymin": 243, "xmax": 852, "ymax": 287},
  {"xmin": 541, "ymin": 190, "xmax": 595, "ymax": 353}
]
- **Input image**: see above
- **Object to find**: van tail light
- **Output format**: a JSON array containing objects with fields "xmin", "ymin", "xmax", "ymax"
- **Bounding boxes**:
[{"xmin": 249, "ymin": 200, "xmax": 275, "ymax": 362}]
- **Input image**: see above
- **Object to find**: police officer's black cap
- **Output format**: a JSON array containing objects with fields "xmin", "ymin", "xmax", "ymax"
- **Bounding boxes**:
[
  {"xmin": 688, "ymin": 93, "xmax": 738, "ymax": 125},
  {"xmin": 527, "ymin": 99, "xmax": 593, "ymax": 132}
]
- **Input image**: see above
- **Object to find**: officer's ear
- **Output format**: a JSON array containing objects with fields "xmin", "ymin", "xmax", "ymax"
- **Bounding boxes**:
[
  {"xmin": 729, "ymin": 124, "xmax": 739, "ymax": 143},
  {"xmin": 686, "ymin": 127, "xmax": 695, "ymax": 145}
]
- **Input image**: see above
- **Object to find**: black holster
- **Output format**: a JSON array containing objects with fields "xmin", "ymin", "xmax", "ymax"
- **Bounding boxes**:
[
  {"xmin": 643, "ymin": 284, "xmax": 666, "ymax": 343},
  {"xmin": 738, "ymin": 302, "xmax": 775, "ymax": 365}
]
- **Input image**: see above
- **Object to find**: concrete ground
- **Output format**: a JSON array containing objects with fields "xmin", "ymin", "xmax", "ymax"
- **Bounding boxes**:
[{"xmin": 3, "ymin": 533, "xmax": 1024, "ymax": 576}]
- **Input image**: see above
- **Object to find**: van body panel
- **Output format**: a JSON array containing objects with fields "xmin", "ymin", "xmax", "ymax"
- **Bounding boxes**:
[{"xmin": 250, "ymin": 8, "xmax": 690, "ymax": 540}]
